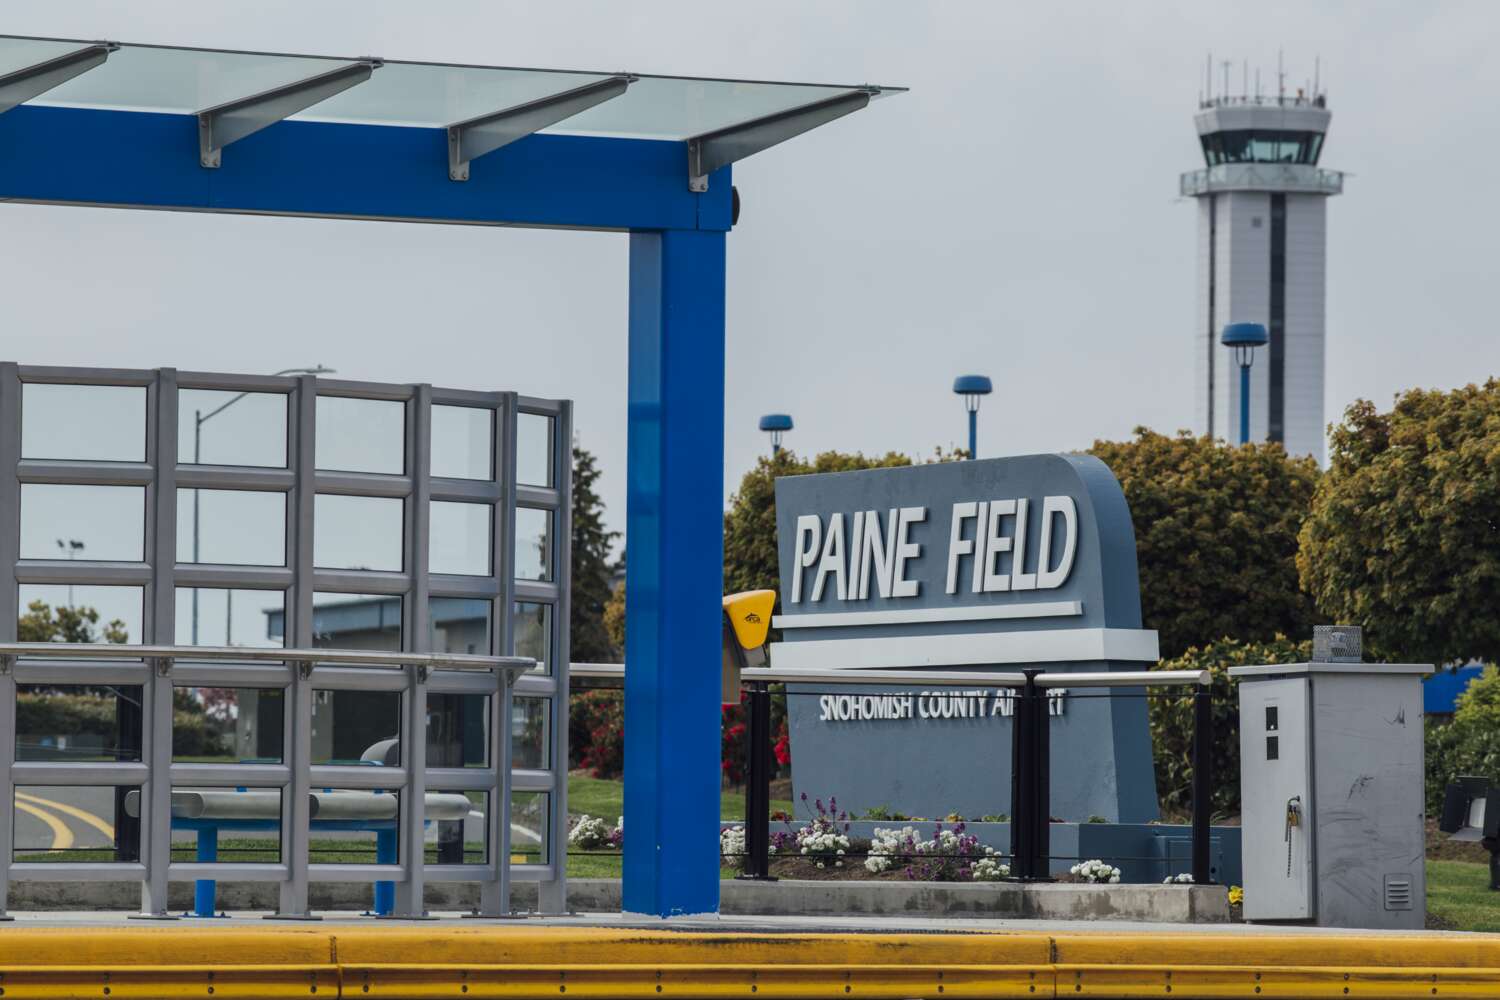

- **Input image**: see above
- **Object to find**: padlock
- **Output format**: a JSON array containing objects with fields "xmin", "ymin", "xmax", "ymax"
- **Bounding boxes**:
[{"xmin": 1285, "ymin": 795, "xmax": 1302, "ymax": 830}]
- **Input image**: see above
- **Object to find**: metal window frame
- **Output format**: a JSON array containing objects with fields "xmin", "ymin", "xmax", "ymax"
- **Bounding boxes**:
[{"xmin": 0, "ymin": 364, "xmax": 566, "ymax": 918}]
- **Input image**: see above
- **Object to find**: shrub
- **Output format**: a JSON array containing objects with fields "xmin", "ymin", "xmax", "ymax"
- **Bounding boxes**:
[
  {"xmin": 569, "ymin": 689, "xmax": 624, "ymax": 778},
  {"xmin": 865, "ymin": 821, "xmax": 1009, "ymax": 881},
  {"xmin": 1150, "ymin": 636, "xmax": 1312, "ymax": 819},
  {"xmin": 1426, "ymin": 665, "xmax": 1500, "ymax": 811},
  {"xmin": 1071, "ymin": 859, "xmax": 1121, "ymax": 883},
  {"xmin": 568, "ymin": 814, "xmax": 622, "ymax": 850}
]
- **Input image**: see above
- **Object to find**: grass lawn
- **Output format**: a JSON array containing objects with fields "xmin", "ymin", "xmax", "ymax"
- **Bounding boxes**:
[
  {"xmin": 1426, "ymin": 860, "xmax": 1500, "ymax": 931},
  {"xmin": 566, "ymin": 773, "xmax": 793, "ymax": 824},
  {"xmin": 564, "ymin": 773, "xmax": 790, "ymax": 880}
]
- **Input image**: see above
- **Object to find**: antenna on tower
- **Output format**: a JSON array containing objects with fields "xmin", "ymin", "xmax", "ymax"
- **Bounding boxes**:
[
  {"xmin": 1242, "ymin": 59, "xmax": 1248, "ymax": 100},
  {"xmin": 1206, "ymin": 51, "xmax": 1213, "ymax": 101},
  {"xmin": 1255, "ymin": 67, "xmax": 1261, "ymax": 101},
  {"xmin": 1314, "ymin": 55, "xmax": 1321, "ymax": 97},
  {"xmin": 1221, "ymin": 59, "xmax": 1232, "ymax": 101},
  {"xmin": 1278, "ymin": 49, "xmax": 1285, "ymax": 104}
]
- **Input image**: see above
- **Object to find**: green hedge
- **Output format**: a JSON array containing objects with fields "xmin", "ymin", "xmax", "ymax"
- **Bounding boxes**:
[{"xmin": 1150, "ymin": 636, "xmax": 1311, "ymax": 819}]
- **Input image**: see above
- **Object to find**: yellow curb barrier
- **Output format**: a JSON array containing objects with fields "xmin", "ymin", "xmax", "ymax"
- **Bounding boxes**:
[{"xmin": 0, "ymin": 926, "xmax": 1493, "ymax": 998}]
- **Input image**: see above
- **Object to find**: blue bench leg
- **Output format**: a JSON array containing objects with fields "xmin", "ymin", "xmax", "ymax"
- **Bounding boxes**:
[
  {"xmin": 194, "ymin": 825, "xmax": 217, "ymax": 917},
  {"xmin": 374, "ymin": 828, "xmax": 396, "ymax": 916}
]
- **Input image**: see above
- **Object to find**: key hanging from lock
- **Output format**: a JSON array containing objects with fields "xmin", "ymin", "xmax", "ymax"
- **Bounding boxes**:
[{"xmin": 1284, "ymin": 795, "xmax": 1302, "ymax": 877}]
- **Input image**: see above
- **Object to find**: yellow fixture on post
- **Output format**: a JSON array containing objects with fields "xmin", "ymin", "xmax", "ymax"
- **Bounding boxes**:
[{"xmin": 720, "ymin": 590, "xmax": 775, "ymax": 704}]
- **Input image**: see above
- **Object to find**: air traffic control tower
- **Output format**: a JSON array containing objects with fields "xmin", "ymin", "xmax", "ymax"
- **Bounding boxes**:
[{"xmin": 1182, "ymin": 79, "xmax": 1344, "ymax": 463}]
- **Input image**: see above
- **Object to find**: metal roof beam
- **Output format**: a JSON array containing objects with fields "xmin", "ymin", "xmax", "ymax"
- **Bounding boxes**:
[
  {"xmin": 686, "ymin": 87, "xmax": 877, "ymax": 192},
  {"xmin": 446, "ymin": 74, "xmax": 635, "ymax": 181},
  {"xmin": 197, "ymin": 59, "xmax": 381, "ymax": 168},
  {"xmin": 0, "ymin": 42, "xmax": 118, "ymax": 117}
]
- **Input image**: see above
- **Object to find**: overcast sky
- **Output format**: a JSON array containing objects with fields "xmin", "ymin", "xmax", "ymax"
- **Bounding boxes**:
[{"xmin": 2, "ymin": 1, "xmax": 1496, "ymax": 550}]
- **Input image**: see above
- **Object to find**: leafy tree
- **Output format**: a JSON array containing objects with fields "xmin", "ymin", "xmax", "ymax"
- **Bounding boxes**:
[
  {"xmin": 1150, "ymin": 636, "xmax": 1312, "ymax": 818},
  {"xmin": 602, "ymin": 579, "xmax": 625, "ymax": 652},
  {"xmin": 1298, "ymin": 381, "xmax": 1500, "ymax": 665},
  {"xmin": 1089, "ymin": 429, "xmax": 1319, "ymax": 659},
  {"xmin": 18, "ymin": 601, "xmax": 127, "ymax": 644},
  {"xmin": 569, "ymin": 442, "xmax": 621, "ymax": 664}
]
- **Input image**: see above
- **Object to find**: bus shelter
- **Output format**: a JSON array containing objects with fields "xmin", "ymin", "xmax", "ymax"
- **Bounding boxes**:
[{"xmin": 0, "ymin": 34, "xmax": 902, "ymax": 918}]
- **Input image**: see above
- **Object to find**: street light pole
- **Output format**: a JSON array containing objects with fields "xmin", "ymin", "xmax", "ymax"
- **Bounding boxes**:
[
  {"xmin": 190, "ymin": 365, "xmax": 334, "ymax": 645},
  {"xmin": 1220, "ymin": 323, "xmax": 1269, "ymax": 446},
  {"xmin": 952, "ymin": 375, "xmax": 992, "ymax": 460}
]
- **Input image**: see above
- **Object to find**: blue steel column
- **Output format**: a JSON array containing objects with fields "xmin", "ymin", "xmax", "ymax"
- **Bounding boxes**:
[
  {"xmin": 1239, "ymin": 365, "xmax": 1251, "ymax": 445},
  {"xmin": 624, "ymin": 228, "xmax": 726, "ymax": 918},
  {"xmin": 968, "ymin": 410, "xmax": 977, "ymax": 460}
]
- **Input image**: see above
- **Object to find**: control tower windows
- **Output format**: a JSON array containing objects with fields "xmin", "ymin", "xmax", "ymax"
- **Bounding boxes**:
[{"xmin": 1200, "ymin": 130, "xmax": 1324, "ymax": 166}]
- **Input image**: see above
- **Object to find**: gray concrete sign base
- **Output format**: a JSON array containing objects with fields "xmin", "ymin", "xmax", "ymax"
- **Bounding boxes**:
[{"xmin": 7, "ymin": 878, "xmax": 1228, "ymax": 924}]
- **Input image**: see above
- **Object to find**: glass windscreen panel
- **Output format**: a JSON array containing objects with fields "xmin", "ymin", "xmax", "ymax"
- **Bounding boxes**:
[
  {"xmin": 315, "ymin": 396, "xmax": 405, "ymax": 475},
  {"xmin": 176, "ymin": 488, "xmax": 286, "ymax": 566},
  {"xmin": 173, "ymin": 686, "xmax": 285, "ymax": 763},
  {"xmin": 430, "ymin": 597, "xmax": 489, "ymax": 655},
  {"xmin": 313, "ymin": 495, "xmax": 403, "ymax": 571},
  {"xmin": 14, "ymin": 785, "xmax": 138, "ymax": 862},
  {"xmin": 21, "ymin": 383, "xmax": 145, "ymax": 462},
  {"xmin": 427, "ymin": 693, "xmax": 489, "ymax": 768},
  {"xmin": 168, "ymin": 787, "xmax": 283, "ymax": 864},
  {"xmin": 311, "ymin": 690, "xmax": 400, "ymax": 766},
  {"xmin": 19, "ymin": 584, "xmax": 142, "ymax": 643},
  {"xmin": 307, "ymin": 789, "xmax": 399, "ymax": 865},
  {"xmin": 513, "ymin": 602, "xmax": 551, "ymax": 674},
  {"xmin": 510, "ymin": 791, "xmax": 548, "ymax": 865},
  {"xmin": 512, "ymin": 696, "xmax": 549, "ymax": 770},
  {"xmin": 175, "ymin": 588, "xmax": 286, "ymax": 648},
  {"xmin": 425, "ymin": 790, "xmax": 486, "ymax": 865},
  {"xmin": 430, "ymin": 501, "xmax": 491, "ymax": 576},
  {"xmin": 178, "ymin": 389, "xmax": 288, "ymax": 468},
  {"xmin": 514, "ymin": 508, "xmax": 554, "ymax": 582},
  {"xmin": 310, "ymin": 593, "xmax": 401, "ymax": 651},
  {"xmin": 16, "ymin": 685, "xmax": 142, "ymax": 762},
  {"xmin": 430, "ymin": 405, "xmax": 493, "ymax": 481},
  {"xmin": 20, "ymin": 484, "xmax": 145, "ymax": 562},
  {"xmin": 516, "ymin": 412, "xmax": 553, "ymax": 487}
]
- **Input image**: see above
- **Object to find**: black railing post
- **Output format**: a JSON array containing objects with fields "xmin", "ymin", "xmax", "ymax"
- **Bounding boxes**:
[
  {"xmin": 1191, "ymin": 685, "xmax": 1214, "ymax": 884},
  {"xmin": 1009, "ymin": 676, "xmax": 1032, "ymax": 879},
  {"xmin": 1010, "ymin": 670, "xmax": 1050, "ymax": 880},
  {"xmin": 737, "ymin": 681, "xmax": 776, "ymax": 881},
  {"xmin": 1034, "ymin": 675, "xmax": 1051, "ymax": 881}
]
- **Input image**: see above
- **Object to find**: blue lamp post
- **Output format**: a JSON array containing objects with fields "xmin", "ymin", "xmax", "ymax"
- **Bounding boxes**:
[
  {"xmin": 1220, "ymin": 322, "xmax": 1269, "ymax": 445},
  {"xmin": 758, "ymin": 413, "xmax": 793, "ymax": 456},
  {"xmin": 952, "ymin": 375, "xmax": 992, "ymax": 459}
]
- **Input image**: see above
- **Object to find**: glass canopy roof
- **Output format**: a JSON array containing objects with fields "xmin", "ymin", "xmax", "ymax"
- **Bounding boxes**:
[{"xmin": 0, "ymin": 34, "xmax": 904, "ymax": 140}]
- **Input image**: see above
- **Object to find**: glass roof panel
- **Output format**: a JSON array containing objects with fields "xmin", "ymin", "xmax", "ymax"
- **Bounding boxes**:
[{"xmin": 0, "ymin": 35, "xmax": 903, "ymax": 140}]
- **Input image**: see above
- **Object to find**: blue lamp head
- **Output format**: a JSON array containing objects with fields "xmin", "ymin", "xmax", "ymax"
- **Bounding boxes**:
[
  {"xmin": 953, "ymin": 374, "xmax": 992, "ymax": 413},
  {"xmin": 758, "ymin": 414, "xmax": 793, "ymax": 433},
  {"xmin": 1221, "ymin": 322, "xmax": 1269, "ymax": 368},
  {"xmin": 1220, "ymin": 322, "xmax": 1269, "ymax": 348},
  {"xmin": 759, "ymin": 413, "xmax": 793, "ymax": 452}
]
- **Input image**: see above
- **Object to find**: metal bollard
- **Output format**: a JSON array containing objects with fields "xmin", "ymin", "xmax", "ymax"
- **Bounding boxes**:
[
  {"xmin": 1191, "ymin": 687, "xmax": 1214, "ymax": 885},
  {"xmin": 737, "ymin": 682, "xmax": 776, "ymax": 881}
]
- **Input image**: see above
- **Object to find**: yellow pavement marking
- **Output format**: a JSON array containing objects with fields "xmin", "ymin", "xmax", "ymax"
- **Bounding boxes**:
[
  {"xmin": 17, "ymin": 790, "xmax": 117, "ymax": 839},
  {"xmin": 13, "ymin": 798, "xmax": 73, "ymax": 850}
]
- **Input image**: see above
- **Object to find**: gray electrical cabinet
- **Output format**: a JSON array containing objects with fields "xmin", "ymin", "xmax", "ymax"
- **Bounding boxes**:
[{"xmin": 1231, "ymin": 652, "xmax": 1431, "ymax": 929}]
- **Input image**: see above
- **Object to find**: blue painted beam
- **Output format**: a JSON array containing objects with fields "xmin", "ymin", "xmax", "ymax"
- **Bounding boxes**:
[
  {"xmin": 0, "ymin": 105, "xmax": 732, "ymax": 232},
  {"xmin": 623, "ymin": 229, "xmax": 726, "ymax": 917}
]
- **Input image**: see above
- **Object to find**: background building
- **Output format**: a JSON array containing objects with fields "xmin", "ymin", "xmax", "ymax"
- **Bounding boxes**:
[{"xmin": 1183, "ymin": 71, "xmax": 1344, "ymax": 462}]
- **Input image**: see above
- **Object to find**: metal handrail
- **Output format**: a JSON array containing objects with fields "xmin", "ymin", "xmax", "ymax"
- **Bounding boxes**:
[
  {"xmin": 571, "ymin": 663, "xmax": 1208, "ymax": 688},
  {"xmin": 0, "ymin": 642, "xmax": 534, "ymax": 674}
]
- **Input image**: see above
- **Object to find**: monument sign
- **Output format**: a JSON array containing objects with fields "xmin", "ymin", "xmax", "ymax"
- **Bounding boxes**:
[{"xmin": 774, "ymin": 454, "xmax": 1161, "ymax": 821}]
